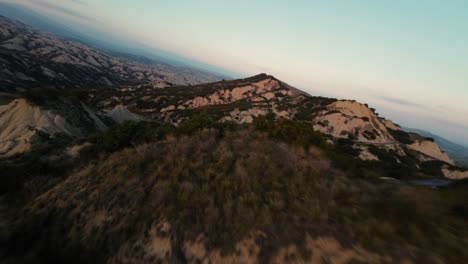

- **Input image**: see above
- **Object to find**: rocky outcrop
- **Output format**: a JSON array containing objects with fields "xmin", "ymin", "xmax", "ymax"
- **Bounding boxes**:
[
  {"xmin": 222, "ymin": 108, "xmax": 269, "ymax": 123},
  {"xmin": 408, "ymin": 140, "xmax": 454, "ymax": 165},
  {"xmin": 313, "ymin": 100, "xmax": 395, "ymax": 143},
  {"xmin": 0, "ymin": 98, "xmax": 106, "ymax": 158},
  {"xmin": 105, "ymin": 105, "xmax": 144, "ymax": 124},
  {"xmin": 442, "ymin": 167, "xmax": 468, "ymax": 180},
  {"xmin": 179, "ymin": 78, "xmax": 286, "ymax": 109},
  {"xmin": 309, "ymin": 99, "xmax": 459, "ymax": 169}
]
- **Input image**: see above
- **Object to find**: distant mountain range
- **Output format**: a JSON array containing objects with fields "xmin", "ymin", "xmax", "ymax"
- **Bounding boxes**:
[
  {"xmin": 0, "ymin": 2, "xmax": 133, "ymax": 54},
  {"xmin": 0, "ymin": 15, "xmax": 221, "ymax": 92},
  {"xmin": 0, "ymin": 2, "xmax": 233, "ymax": 77},
  {"xmin": 404, "ymin": 127, "xmax": 468, "ymax": 167}
]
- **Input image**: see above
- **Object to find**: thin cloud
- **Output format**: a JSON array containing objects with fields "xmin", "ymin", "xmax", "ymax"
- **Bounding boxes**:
[
  {"xmin": 31, "ymin": 0, "xmax": 95, "ymax": 21},
  {"xmin": 379, "ymin": 96, "xmax": 426, "ymax": 109},
  {"xmin": 70, "ymin": 0, "xmax": 87, "ymax": 5}
]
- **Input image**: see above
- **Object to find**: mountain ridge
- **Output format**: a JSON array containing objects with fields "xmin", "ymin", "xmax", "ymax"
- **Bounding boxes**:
[
  {"xmin": 0, "ymin": 15, "xmax": 221, "ymax": 92},
  {"xmin": 404, "ymin": 127, "xmax": 468, "ymax": 167},
  {"xmin": 2, "ymin": 72, "xmax": 466, "ymax": 179},
  {"xmin": 0, "ymin": 3, "xmax": 235, "ymax": 77}
]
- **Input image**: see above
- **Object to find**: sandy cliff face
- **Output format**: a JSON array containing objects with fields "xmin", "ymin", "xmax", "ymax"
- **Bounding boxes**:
[
  {"xmin": 182, "ymin": 78, "xmax": 283, "ymax": 109},
  {"xmin": 0, "ymin": 98, "xmax": 106, "ymax": 158},
  {"xmin": 408, "ymin": 140, "xmax": 454, "ymax": 165},
  {"xmin": 442, "ymin": 168, "xmax": 468, "ymax": 179},
  {"xmin": 0, "ymin": 99, "xmax": 78, "ymax": 157},
  {"xmin": 313, "ymin": 100, "xmax": 395, "ymax": 143},
  {"xmin": 105, "ymin": 105, "xmax": 144, "ymax": 124},
  {"xmin": 309, "ymin": 100, "xmax": 459, "ymax": 167}
]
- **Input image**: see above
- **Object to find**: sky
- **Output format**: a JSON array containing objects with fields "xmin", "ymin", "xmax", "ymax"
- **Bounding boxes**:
[{"xmin": 1, "ymin": 0, "xmax": 468, "ymax": 145}]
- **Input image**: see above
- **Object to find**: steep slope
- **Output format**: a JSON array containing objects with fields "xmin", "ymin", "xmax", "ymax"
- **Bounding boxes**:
[
  {"xmin": 405, "ymin": 127, "xmax": 468, "ymax": 167},
  {"xmin": 407, "ymin": 135, "xmax": 454, "ymax": 165},
  {"xmin": 0, "ymin": 16, "xmax": 221, "ymax": 92},
  {"xmin": 105, "ymin": 105, "xmax": 144, "ymax": 124},
  {"xmin": 312, "ymin": 100, "xmax": 397, "ymax": 143},
  {"xmin": 0, "ymin": 98, "xmax": 106, "ymax": 158}
]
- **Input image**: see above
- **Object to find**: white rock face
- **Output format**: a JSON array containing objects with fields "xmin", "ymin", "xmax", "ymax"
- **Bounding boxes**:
[
  {"xmin": 263, "ymin": 92, "xmax": 275, "ymax": 100},
  {"xmin": 160, "ymin": 105, "xmax": 176, "ymax": 112},
  {"xmin": 311, "ymin": 100, "xmax": 455, "ymax": 166},
  {"xmin": 357, "ymin": 146, "xmax": 379, "ymax": 161},
  {"xmin": 442, "ymin": 168, "xmax": 468, "ymax": 180},
  {"xmin": 313, "ymin": 100, "xmax": 395, "ymax": 143},
  {"xmin": 189, "ymin": 97, "xmax": 210, "ymax": 108},
  {"xmin": 408, "ymin": 140, "xmax": 455, "ymax": 165},
  {"xmin": 66, "ymin": 142, "xmax": 93, "ymax": 159},
  {"xmin": 0, "ymin": 98, "xmax": 110, "ymax": 158},
  {"xmin": 183, "ymin": 78, "xmax": 282, "ymax": 110},
  {"xmin": 105, "ymin": 105, "xmax": 143, "ymax": 124},
  {"xmin": 222, "ymin": 108, "xmax": 269, "ymax": 124},
  {"xmin": 381, "ymin": 119, "xmax": 401, "ymax": 130},
  {"xmin": 142, "ymin": 81, "xmax": 172, "ymax": 89},
  {"xmin": 0, "ymin": 99, "xmax": 81, "ymax": 157}
]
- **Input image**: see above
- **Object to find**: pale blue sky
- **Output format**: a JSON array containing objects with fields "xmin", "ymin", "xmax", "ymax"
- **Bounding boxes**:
[{"xmin": 2, "ymin": 0, "xmax": 468, "ymax": 145}]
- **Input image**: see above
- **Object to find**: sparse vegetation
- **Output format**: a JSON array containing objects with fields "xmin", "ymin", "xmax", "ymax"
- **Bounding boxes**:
[
  {"xmin": 94, "ymin": 121, "xmax": 173, "ymax": 152},
  {"xmin": 252, "ymin": 116, "xmax": 327, "ymax": 149},
  {"xmin": 388, "ymin": 129, "xmax": 414, "ymax": 144}
]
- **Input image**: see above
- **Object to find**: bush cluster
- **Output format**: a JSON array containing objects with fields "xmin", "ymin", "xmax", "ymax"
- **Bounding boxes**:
[{"xmin": 94, "ymin": 121, "xmax": 173, "ymax": 152}]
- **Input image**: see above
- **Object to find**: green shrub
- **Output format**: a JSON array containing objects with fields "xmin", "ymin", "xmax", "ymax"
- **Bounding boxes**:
[
  {"xmin": 176, "ymin": 111, "xmax": 241, "ymax": 137},
  {"xmin": 388, "ymin": 129, "xmax": 414, "ymax": 144},
  {"xmin": 94, "ymin": 121, "xmax": 173, "ymax": 152},
  {"xmin": 252, "ymin": 117, "xmax": 326, "ymax": 149}
]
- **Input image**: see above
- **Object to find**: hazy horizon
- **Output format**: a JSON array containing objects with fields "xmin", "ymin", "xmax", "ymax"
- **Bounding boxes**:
[{"xmin": 1, "ymin": 0, "xmax": 467, "ymax": 146}]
